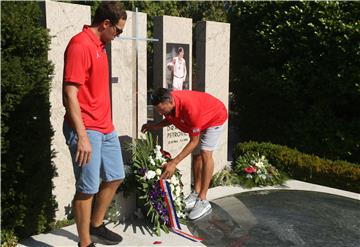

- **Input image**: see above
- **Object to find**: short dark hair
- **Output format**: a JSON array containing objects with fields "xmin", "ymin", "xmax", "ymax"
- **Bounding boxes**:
[
  {"xmin": 92, "ymin": 1, "xmax": 127, "ymax": 26},
  {"xmin": 151, "ymin": 88, "xmax": 172, "ymax": 106},
  {"xmin": 177, "ymin": 47, "xmax": 184, "ymax": 54}
]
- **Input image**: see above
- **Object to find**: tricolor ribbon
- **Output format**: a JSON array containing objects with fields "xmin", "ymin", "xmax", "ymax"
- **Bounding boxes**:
[{"xmin": 159, "ymin": 177, "xmax": 203, "ymax": 242}]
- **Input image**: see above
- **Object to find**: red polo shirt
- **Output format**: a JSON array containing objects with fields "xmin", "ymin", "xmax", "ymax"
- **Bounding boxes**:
[
  {"xmin": 63, "ymin": 25, "xmax": 114, "ymax": 133},
  {"xmin": 165, "ymin": 91, "xmax": 227, "ymax": 136}
]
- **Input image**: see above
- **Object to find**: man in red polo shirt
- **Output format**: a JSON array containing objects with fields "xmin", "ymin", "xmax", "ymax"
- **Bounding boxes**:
[
  {"xmin": 141, "ymin": 88, "xmax": 228, "ymax": 220},
  {"xmin": 62, "ymin": 2, "xmax": 126, "ymax": 247}
]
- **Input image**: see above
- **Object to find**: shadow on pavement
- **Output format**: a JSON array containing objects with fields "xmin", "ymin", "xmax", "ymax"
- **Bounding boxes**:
[
  {"xmin": 19, "ymin": 237, "xmax": 54, "ymax": 247},
  {"xmin": 19, "ymin": 228, "xmax": 78, "ymax": 247},
  {"xmin": 51, "ymin": 228, "xmax": 78, "ymax": 242},
  {"xmin": 115, "ymin": 218, "xmax": 155, "ymax": 237}
]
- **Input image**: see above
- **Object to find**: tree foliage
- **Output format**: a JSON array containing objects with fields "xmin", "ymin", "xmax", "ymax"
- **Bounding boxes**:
[
  {"xmin": 1, "ymin": 1, "xmax": 57, "ymax": 240},
  {"xmin": 228, "ymin": 2, "xmax": 360, "ymax": 163}
]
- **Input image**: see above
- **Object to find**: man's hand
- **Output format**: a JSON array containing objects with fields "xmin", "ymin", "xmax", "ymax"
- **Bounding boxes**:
[
  {"xmin": 76, "ymin": 135, "xmax": 92, "ymax": 166},
  {"xmin": 141, "ymin": 123, "xmax": 157, "ymax": 133},
  {"xmin": 161, "ymin": 160, "xmax": 177, "ymax": 179}
]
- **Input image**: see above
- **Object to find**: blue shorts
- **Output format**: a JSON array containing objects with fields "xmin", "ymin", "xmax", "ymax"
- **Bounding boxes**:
[{"xmin": 63, "ymin": 122, "xmax": 125, "ymax": 194}]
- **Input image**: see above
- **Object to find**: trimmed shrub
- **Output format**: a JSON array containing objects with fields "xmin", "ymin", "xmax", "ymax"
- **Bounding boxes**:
[
  {"xmin": 1, "ymin": 1, "xmax": 57, "ymax": 242},
  {"xmin": 233, "ymin": 141, "xmax": 360, "ymax": 193}
]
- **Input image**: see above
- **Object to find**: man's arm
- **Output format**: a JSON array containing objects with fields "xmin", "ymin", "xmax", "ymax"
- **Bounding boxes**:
[
  {"xmin": 183, "ymin": 59, "xmax": 187, "ymax": 80},
  {"xmin": 63, "ymin": 82, "xmax": 92, "ymax": 166},
  {"xmin": 162, "ymin": 134, "xmax": 200, "ymax": 179},
  {"xmin": 167, "ymin": 58, "xmax": 176, "ymax": 70},
  {"xmin": 141, "ymin": 119, "xmax": 171, "ymax": 133}
]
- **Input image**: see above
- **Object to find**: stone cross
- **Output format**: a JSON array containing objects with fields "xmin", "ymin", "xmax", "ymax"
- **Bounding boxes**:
[{"xmin": 115, "ymin": 8, "xmax": 158, "ymax": 139}]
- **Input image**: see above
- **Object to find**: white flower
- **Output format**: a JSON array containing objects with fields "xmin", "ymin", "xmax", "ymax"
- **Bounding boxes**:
[
  {"xmin": 178, "ymin": 212, "xmax": 185, "ymax": 218},
  {"xmin": 145, "ymin": 170, "xmax": 156, "ymax": 180},
  {"xmin": 156, "ymin": 154, "xmax": 163, "ymax": 161},
  {"xmin": 170, "ymin": 176, "xmax": 179, "ymax": 185},
  {"xmin": 225, "ymin": 162, "xmax": 232, "ymax": 171},
  {"xmin": 155, "ymin": 169, "xmax": 162, "ymax": 176},
  {"xmin": 254, "ymin": 160, "xmax": 264, "ymax": 169},
  {"xmin": 149, "ymin": 157, "xmax": 155, "ymax": 166},
  {"xmin": 246, "ymin": 174, "xmax": 253, "ymax": 179},
  {"xmin": 175, "ymin": 197, "xmax": 181, "ymax": 205},
  {"xmin": 175, "ymin": 187, "xmax": 181, "ymax": 197},
  {"xmin": 260, "ymin": 174, "xmax": 267, "ymax": 180},
  {"xmin": 155, "ymin": 145, "xmax": 163, "ymax": 160}
]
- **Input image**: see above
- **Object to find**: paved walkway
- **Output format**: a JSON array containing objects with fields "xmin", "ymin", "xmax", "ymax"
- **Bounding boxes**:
[{"xmin": 18, "ymin": 180, "xmax": 359, "ymax": 247}]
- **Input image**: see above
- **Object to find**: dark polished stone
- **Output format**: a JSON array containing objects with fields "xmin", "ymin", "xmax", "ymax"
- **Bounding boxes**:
[{"xmin": 187, "ymin": 190, "xmax": 360, "ymax": 247}]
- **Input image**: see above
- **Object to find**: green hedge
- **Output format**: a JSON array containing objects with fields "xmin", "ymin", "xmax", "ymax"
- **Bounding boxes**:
[
  {"xmin": 233, "ymin": 141, "xmax": 360, "ymax": 193},
  {"xmin": 1, "ymin": 1, "xmax": 56, "ymax": 242}
]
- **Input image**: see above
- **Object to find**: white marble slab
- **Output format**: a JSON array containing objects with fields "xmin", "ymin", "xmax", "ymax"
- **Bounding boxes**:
[
  {"xmin": 45, "ymin": 0, "xmax": 91, "ymax": 220},
  {"xmin": 195, "ymin": 21, "xmax": 230, "ymax": 175}
]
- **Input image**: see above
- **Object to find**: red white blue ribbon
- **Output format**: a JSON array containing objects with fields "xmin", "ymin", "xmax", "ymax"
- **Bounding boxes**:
[
  {"xmin": 171, "ymin": 228, "xmax": 204, "ymax": 242},
  {"xmin": 159, "ymin": 177, "xmax": 203, "ymax": 242},
  {"xmin": 159, "ymin": 177, "xmax": 180, "ymax": 229}
]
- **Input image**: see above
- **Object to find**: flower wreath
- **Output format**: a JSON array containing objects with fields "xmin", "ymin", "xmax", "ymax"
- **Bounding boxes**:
[{"xmin": 126, "ymin": 134, "xmax": 185, "ymax": 236}]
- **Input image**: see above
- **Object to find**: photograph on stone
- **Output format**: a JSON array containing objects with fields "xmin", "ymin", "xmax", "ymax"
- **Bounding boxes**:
[{"xmin": 166, "ymin": 43, "xmax": 190, "ymax": 90}]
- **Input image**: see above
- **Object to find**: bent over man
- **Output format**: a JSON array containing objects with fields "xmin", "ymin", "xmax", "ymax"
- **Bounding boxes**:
[{"xmin": 141, "ymin": 88, "xmax": 228, "ymax": 220}]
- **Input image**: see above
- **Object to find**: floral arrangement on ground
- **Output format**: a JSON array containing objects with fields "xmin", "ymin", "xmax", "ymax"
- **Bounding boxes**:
[
  {"xmin": 211, "ymin": 152, "xmax": 287, "ymax": 188},
  {"xmin": 125, "ymin": 133, "xmax": 186, "ymax": 236}
]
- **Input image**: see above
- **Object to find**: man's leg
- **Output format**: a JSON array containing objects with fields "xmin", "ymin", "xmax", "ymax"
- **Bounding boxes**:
[
  {"xmin": 88, "ymin": 130, "xmax": 124, "ymax": 244},
  {"xmin": 63, "ymin": 123, "xmax": 102, "ymax": 246},
  {"xmin": 192, "ymin": 154, "xmax": 203, "ymax": 193},
  {"xmin": 73, "ymin": 192, "xmax": 94, "ymax": 247},
  {"xmin": 188, "ymin": 150, "xmax": 214, "ymax": 220},
  {"xmin": 91, "ymin": 180, "xmax": 122, "ymax": 227},
  {"xmin": 198, "ymin": 150, "xmax": 214, "ymax": 200},
  {"xmin": 189, "ymin": 124, "xmax": 225, "ymax": 220}
]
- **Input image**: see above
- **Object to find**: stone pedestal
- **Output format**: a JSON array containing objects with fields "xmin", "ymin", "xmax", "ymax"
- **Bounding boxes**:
[
  {"xmin": 111, "ymin": 11, "xmax": 147, "ymax": 143},
  {"xmin": 43, "ymin": 0, "xmax": 91, "ymax": 219},
  {"xmin": 110, "ymin": 10, "xmax": 148, "ymax": 218},
  {"xmin": 153, "ymin": 16, "xmax": 193, "ymax": 195},
  {"xmin": 195, "ymin": 21, "xmax": 230, "ymax": 174}
]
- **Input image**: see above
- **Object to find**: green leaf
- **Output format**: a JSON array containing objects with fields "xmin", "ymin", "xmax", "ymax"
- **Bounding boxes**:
[{"xmin": 147, "ymin": 207, "xmax": 153, "ymax": 217}]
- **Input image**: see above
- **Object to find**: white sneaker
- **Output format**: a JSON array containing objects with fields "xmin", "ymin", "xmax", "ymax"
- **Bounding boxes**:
[
  {"xmin": 189, "ymin": 199, "xmax": 212, "ymax": 220},
  {"xmin": 184, "ymin": 191, "xmax": 199, "ymax": 209}
]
